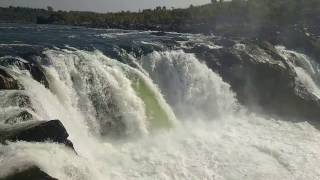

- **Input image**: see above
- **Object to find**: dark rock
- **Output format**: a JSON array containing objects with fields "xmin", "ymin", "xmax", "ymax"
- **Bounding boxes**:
[
  {"xmin": 193, "ymin": 40, "xmax": 320, "ymax": 125},
  {"xmin": 64, "ymin": 139, "xmax": 75, "ymax": 151},
  {"xmin": 28, "ymin": 63, "xmax": 50, "ymax": 88},
  {"xmin": 0, "ymin": 166, "xmax": 57, "ymax": 180},
  {"xmin": 0, "ymin": 57, "xmax": 49, "ymax": 88},
  {"xmin": 0, "ymin": 120, "xmax": 75, "ymax": 151},
  {"xmin": 0, "ymin": 69, "xmax": 19, "ymax": 90}
]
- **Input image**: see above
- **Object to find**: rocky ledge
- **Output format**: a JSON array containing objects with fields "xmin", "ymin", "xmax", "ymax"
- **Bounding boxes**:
[
  {"xmin": 0, "ymin": 166, "xmax": 58, "ymax": 180},
  {"xmin": 0, "ymin": 120, "xmax": 75, "ymax": 150},
  {"xmin": 0, "ymin": 120, "xmax": 75, "ymax": 180},
  {"xmin": 0, "ymin": 69, "xmax": 19, "ymax": 90}
]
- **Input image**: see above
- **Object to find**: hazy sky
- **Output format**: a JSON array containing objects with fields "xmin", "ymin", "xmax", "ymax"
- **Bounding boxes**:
[{"xmin": 0, "ymin": 0, "xmax": 211, "ymax": 12}]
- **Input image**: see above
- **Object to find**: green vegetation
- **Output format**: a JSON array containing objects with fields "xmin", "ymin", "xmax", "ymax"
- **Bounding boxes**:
[{"xmin": 0, "ymin": 0, "xmax": 319, "ymax": 34}]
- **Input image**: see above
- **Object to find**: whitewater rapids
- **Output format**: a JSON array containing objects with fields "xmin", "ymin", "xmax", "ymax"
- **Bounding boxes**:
[{"xmin": 1, "ymin": 47, "xmax": 320, "ymax": 180}]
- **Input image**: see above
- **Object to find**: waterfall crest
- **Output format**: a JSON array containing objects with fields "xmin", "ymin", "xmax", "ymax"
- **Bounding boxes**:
[{"xmin": 1, "ymin": 42, "xmax": 320, "ymax": 180}]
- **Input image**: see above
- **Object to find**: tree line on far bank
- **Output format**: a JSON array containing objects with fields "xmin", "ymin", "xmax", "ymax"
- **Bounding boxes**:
[{"xmin": 0, "ymin": 0, "xmax": 319, "ymax": 33}]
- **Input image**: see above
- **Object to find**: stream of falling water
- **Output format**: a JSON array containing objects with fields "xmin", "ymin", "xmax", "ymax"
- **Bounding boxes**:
[{"xmin": 1, "ymin": 48, "xmax": 320, "ymax": 180}]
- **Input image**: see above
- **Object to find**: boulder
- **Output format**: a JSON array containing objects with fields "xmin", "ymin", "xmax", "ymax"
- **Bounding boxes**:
[
  {"xmin": 0, "ymin": 69, "xmax": 19, "ymax": 90},
  {"xmin": 0, "ymin": 120, "xmax": 75, "ymax": 151},
  {"xmin": 0, "ymin": 166, "xmax": 57, "ymax": 180}
]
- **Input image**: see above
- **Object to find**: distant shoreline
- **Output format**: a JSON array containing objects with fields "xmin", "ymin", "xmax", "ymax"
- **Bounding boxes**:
[{"xmin": 0, "ymin": 1, "xmax": 319, "ymax": 36}]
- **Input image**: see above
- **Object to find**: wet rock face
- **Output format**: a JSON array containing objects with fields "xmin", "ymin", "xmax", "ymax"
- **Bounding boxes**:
[
  {"xmin": 192, "ymin": 40, "xmax": 320, "ymax": 124},
  {"xmin": 0, "ymin": 69, "xmax": 18, "ymax": 90},
  {"xmin": 0, "ymin": 120, "xmax": 75, "ymax": 180},
  {"xmin": 27, "ymin": 62, "xmax": 50, "ymax": 88},
  {"xmin": 0, "ymin": 120, "xmax": 75, "ymax": 151},
  {"xmin": 0, "ymin": 56, "xmax": 49, "ymax": 88},
  {"xmin": 0, "ymin": 166, "xmax": 58, "ymax": 180},
  {"xmin": 4, "ymin": 110, "xmax": 34, "ymax": 125}
]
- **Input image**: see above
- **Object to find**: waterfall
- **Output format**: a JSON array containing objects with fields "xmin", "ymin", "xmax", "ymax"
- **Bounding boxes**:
[
  {"xmin": 0, "ymin": 47, "xmax": 178, "ymax": 179},
  {"xmin": 138, "ymin": 50, "xmax": 238, "ymax": 121},
  {"xmin": 42, "ymin": 48, "xmax": 148, "ymax": 137},
  {"xmin": 276, "ymin": 46, "xmax": 320, "ymax": 99},
  {"xmin": 1, "ymin": 47, "xmax": 320, "ymax": 180}
]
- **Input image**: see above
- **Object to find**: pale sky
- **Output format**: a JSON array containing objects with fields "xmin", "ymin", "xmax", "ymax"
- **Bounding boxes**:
[{"xmin": 0, "ymin": 0, "xmax": 211, "ymax": 12}]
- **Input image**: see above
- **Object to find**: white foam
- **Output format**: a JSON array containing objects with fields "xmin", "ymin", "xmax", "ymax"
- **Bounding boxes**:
[
  {"xmin": 139, "ymin": 50, "xmax": 237, "ymax": 121},
  {"xmin": 1, "ymin": 48, "xmax": 320, "ymax": 180}
]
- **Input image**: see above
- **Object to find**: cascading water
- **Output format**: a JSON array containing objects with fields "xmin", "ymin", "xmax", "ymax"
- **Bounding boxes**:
[
  {"xmin": 276, "ymin": 46, "xmax": 320, "ymax": 98},
  {"xmin": 1, "ymin": 25, "xmax": 320, "ymax": 180},
  {"xmin": 138, "ymin": 50, "xmax": 238, "ymax": 121},
  {"xmin": 43, "ymin": 48, "xmax": 149, "ymax": 137}
]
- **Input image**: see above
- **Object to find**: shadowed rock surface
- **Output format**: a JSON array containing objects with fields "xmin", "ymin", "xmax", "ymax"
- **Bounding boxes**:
[
  {"xmin": 0, "ymin": 69, "xmax": 18, "ymax": 90},
  {"xmin": 0, "ymin": 120, "xmax": 75, "ymax": 150},
  {"xmin": 188, "ymin": 40, "xmax": 320, "ymax": 125},
  {"xmin": 0, "ymin": 166, "xmax": 58, "ymax": 180}
]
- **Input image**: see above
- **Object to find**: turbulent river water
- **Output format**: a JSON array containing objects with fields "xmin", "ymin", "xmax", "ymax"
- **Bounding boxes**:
[{"xmin": 0, "ymin": 24, "xmax": 320, "ymax": 180}]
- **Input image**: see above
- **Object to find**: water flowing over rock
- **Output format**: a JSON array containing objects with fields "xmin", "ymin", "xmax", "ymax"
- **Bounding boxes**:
[
  {"xmin": 0, "ymin": 56, "xmax": 49, "ymax": 88},
  {"xmin": 190, "ymin": 40, "xmax": 320, "ymax": 124},
  {"xmin": 1, "ymin": 24, "xmax": 320, "ymax": 180},
  {"xmin": 3, "ymin": 110, "xmax": 34, "ymax": 125}
]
